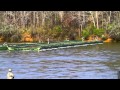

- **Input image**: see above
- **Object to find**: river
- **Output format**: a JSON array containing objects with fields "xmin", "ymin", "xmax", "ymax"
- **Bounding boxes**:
[{"xmin": 0, "ymin": 42, "xmax": 120, "ymax": 79}]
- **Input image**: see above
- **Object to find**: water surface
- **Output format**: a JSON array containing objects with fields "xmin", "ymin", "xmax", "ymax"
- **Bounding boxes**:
[{"xmin": 0, "ymin": 42, "xmax": 120, "ymax": 79}]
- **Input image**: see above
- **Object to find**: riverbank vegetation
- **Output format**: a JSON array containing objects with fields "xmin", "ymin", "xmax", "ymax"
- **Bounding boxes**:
[{"xmin": 0, "ymin": 11, "xmax": 120, "ymax": 43}]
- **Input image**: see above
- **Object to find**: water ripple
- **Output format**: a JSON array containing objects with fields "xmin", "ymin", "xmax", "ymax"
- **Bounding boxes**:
[{"xmin": 0, "ymin": 43, "xmax": 120, "ymax": 79}]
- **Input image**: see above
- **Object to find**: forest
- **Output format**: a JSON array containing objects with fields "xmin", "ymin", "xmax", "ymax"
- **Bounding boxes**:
[{"xmin": 0, "ymin": 11, "xmax": 120, "ymax": 43}]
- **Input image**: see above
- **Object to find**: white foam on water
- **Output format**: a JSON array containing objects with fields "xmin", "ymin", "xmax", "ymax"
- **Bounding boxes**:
[
  {"xmin": 88, "ymin": 44, "xmax": 96, "ymax": 45},
  {"xmin": 66, "ymin": 46, "xmax": 73, "ymax": 48},
  {"xmin": 52, "ymin": 48, "xmax": 58, "ymax": 50},
  {"xmin": 79, "ymin": 44, "xmax": 88, "ymax": 46},
  {"xmin": 40, "ymin": 49, "xmax": 46, "ymax": 51},
  {"xmin": 58, "ymin": 47, "xmax": 66, "ymax": 49}
]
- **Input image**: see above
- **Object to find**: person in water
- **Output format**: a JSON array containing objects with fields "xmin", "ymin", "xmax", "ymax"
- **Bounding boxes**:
[
  {"xmin": 82, "ymin": 37, "xmax": 84, "ymax": 41},
  {"xmin": 3, "ymin": 42, "xmax": 7, "ymax": 46},
  {"xmin": 7, "ymin": 69, "xmax": 14, "ymax": 79}
]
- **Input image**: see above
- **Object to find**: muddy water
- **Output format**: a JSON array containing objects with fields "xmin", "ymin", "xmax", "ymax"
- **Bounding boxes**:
[{"xmin": 0, "ymin": 42, "xmax": 120, "ymax": 79}]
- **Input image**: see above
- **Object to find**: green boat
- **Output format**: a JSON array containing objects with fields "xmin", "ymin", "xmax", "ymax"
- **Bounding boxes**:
[
  {"xmin": 0, "ymin": 42, "xmax": 8, "ymax": 50},
  {"xmin": 0, "ymin": 45, "xmax": 8, "ymax": 50},
  {"xmin": 6, "ymin": 40, "xmax": 103, "ymax": 51},
  {"xmin": 7, "ymin": 46, "xmax": 40, "ymax": 51},
  {"xmin": 38, "ymin": 40, "xmax": 103, "ymax": 49}
]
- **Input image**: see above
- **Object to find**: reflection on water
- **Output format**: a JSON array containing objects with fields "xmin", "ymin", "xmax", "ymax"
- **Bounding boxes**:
[{"xmin": 0, "ymin": 42, "xmax": 120, "ymax": 79}]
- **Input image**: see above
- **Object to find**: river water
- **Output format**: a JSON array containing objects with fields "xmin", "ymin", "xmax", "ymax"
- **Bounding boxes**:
[{"xmin": 0, "ymin": 42, "xmax": 120, "ymax": 79}]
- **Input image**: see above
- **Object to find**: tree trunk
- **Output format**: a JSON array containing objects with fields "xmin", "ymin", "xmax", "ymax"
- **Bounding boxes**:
[
  {"xmin": 96, "ymin": 11, "xmax": 99, "ymax": 29},
  {"xmin": 90, "ymin": 11, "xmax": 96, "ymax": 27}
]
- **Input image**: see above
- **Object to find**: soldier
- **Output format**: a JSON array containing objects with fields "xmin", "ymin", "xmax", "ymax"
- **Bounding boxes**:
[
  {"xmin": 3, "ymin": 42, "xmax": 7, "ymax": 46},
  {"xmin": 47, "ymin": 38, "xmax": 50, "ymax": 44},
  {"xmin": 7, "ymin": 69, "xmax": 14, "ymax": 79},
  {"xmin": 82, "ymin": 37, "xmax": 84, "ymax": 42}
]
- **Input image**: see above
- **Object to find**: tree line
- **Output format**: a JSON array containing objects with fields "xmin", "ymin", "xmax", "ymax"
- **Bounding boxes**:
[{"xmin": 0, "ymin": 11, "xmax": 120, "ymax": 42}]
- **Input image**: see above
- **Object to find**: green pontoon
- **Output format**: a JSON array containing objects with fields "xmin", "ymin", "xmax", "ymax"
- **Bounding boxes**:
[
  {"xmin": 0, "ymin": 42, "xmax": 8, "ymax": 50},
  {"xmin": 0, "ymin": 45, "xmax": 8, "ymax": 50},
  {"xmin": 3, "ymin": 40, "xmax": 103, "ymax": 51},
  {"xmin": 7, "ymin": 45, "xmax": 40, "ymax": 51},
  {"xmin": 38, "ymin": 40, "xmax": 103, "ymax": 49}
]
